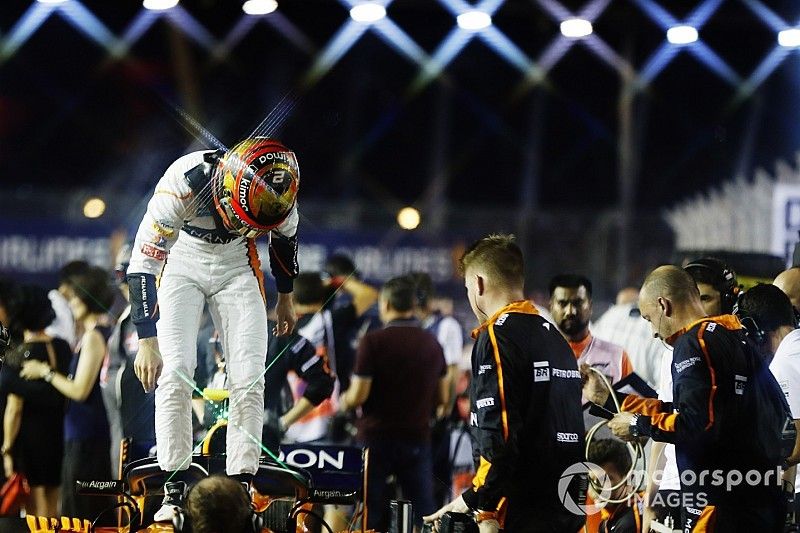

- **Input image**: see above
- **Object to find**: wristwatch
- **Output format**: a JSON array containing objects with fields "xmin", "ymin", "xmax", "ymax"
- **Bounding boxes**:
[
  {"xmin": 629, "ymin": 413, "xmax": 642, "ymax": 438},
  {"xmin": 43, "ymin": 369, "xmax": 56, "ymax": 383}
]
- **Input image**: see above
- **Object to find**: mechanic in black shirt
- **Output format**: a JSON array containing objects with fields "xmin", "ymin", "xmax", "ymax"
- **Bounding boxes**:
[
  {"xmin": 593, "ymin": 266, "xmax": 789, "ymax": 532},
  {"xmin": 425, "ymin": 234, "xmax": 586, "ymax": 533}
]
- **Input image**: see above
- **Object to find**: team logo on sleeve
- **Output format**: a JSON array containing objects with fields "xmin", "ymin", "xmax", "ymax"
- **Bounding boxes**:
[{"xmin": 534, "ymin": 361, "xmax": 550, "ymax": 382}]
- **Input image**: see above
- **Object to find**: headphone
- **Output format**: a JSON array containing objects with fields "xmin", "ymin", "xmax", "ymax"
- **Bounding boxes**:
[
  {"xmin": 738, "ymin": 315, "xmax": 767, "ymax": 346},
  {"xmin": 172, "ymin": 481, "xmax": 263, "ymax": 533},
  {"xmin": 684, "ymin": 258, "xmax": 740, "ymax": 314}
]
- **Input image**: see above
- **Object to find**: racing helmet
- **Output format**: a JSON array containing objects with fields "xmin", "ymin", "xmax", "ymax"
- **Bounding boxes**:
[{"xmin": 212, "ymin": 137, "xmax": 299, "ymax": 238}]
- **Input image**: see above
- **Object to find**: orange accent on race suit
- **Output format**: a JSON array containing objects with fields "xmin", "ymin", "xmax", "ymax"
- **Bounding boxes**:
[
  {"xmin": 487, "ymin": 323, "xmax": 510, "ymax": 441},
  {"xmin": 246, "ymin": 239, "xmax": 266, "ymax": 304},
  {"xmin": 470, "ymin": 300, "xmax": 539, "ymax": 339},
  {"xmin": 620, "ymin": 395, "xmax": 677, "ymax": 433},
  {"xmin": 155, "ymin": 189, "xmax": 192, "ymax": 200},
  {"xmin": 620, "ymin": 395, "xmax": 663, "ymax": 416},
  {"xmin": 666, "ymin": 314, "xmax": 743, "ymax": 345},
  {"xmin": 473, "ymin": 456, "xmax": 492, "ymax": 490},
  {"xmin": 691, "ymin": 505, "xmax": 717, "ymax": 531},
  {"xmin": 697, "ymin": 325, "xmax": 717, "ymax": 431}
]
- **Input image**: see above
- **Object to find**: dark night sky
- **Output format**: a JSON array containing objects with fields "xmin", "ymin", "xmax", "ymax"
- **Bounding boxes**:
[{"xmin": 2, "ymin": 0, "xmax": 800, "ymax": 214}]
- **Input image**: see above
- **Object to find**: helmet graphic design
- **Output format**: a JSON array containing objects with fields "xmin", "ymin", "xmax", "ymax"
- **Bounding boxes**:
[{"xmin": 212, "ymin": 137, "xmax": 299, "ymax": 238}]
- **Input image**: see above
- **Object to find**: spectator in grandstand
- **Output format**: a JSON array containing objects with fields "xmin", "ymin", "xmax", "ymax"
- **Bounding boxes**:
[
  {"xmin": 426, "ymin": 235, "xmax": 585, "ymax": 533},
  {"xmin": 340, "ymin": 275, "xmax": 447, "ymax": 531},
  {"xmin": 21, "ymin": 266, "xmax": 115, "ymax": 523},
  {"xmin": 549, "ymin": 275, "xmax": 633, "ymax": 388},
  {"xmin": 0, "ymin": 285, "xmax": 71, "ymax": 517},
  {"xmin": 592, "ymin": 287, "xmax": 663, "ymax": 388},
  {"xmin": 774, "ymin": 267, "xmax": 800, "ymax": 311},
  {"xmin": 738, "ymin": 284, "xmax": 800, "ymax": 516},
  {"xmin": 596, "ymin": 266, "xmax": 787, "ymax": 531},
  {"xmin": 183, "ymin": 475, "xmax": 254, "ymax": 533},
  {"xmin": 106, "ymin": 244, "xmax": 156, "ymax": 468},
  {"xmin": 410, "ymin": 272, "xmax": 464, "ymax": 506},
  {"xmin": 587, "ymin": 439, "xmax": 642, "ymax": 533},
  {"xmin": 280, "ymin": 271, "xmax": 377, "ymax": 444},
  {"xmin": 45, "ymin": 260, "xmax": 89, "ymax": 349}
]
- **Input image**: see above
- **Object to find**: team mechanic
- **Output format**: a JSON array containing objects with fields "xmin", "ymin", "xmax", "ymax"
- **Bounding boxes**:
[
  {"xmin": 425, "ymin": 234, "xmax": 585, "ymax": 533},
  {"xmin": 126, "ymin": 137, "xmax": 300, "ymax": 521},
  {"xmin": 587, "ymin": 266, "xmax": 790, "ymax": 532}
]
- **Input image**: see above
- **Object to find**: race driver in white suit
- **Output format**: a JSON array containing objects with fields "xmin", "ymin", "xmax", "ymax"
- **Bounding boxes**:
[{"xmin": 126, "ymin": 137, "xmax": 300, "ymax": 520}]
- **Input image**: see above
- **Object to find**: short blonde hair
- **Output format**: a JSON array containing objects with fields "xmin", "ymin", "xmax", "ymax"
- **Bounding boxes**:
[{"xmin": 460, "ymin": 234, "xmax": 524, "ymax": 289}]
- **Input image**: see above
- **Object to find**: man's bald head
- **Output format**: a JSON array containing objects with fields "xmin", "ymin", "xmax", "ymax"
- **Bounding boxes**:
[
  {"xmin": 639, "ymin": 265, "xmax": 703, "ymax": 343},
  {"xmin": 641, "ymin": 265, "xmax": 700, "ymax": 304},
  {"xmin": 773, "ymin": 268, "xmax": 800, "ymax": 309}
]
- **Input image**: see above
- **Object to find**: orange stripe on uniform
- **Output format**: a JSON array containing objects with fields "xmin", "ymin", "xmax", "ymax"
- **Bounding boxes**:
[
  {"xmin": 650, "ymin": 412, "xmax": 677, "ymax": 433},
  {"xmin": 246, "ymin": 239, "xmax": 266, "ymax": 304},
  {"xmin": 621, "ymin": 395, "xmax": 663, "ymax": 416},
  {"xmin": 691, "ymin": 505, "xmax": 716, "ymax": 532},
  {"xmin": 155, "ymin": 189, "xmax": 192, "ymax": 200},
  {"xmin": 487, "ymin": 323, "xmax": 510, "ymax": 440},
  {"xmin": 472, "ymin": 456, "xmax": 492, "ymax": 490},
  {"xmin": 697, "ymin": 324, "xmax": 716, "ymax": 431}
]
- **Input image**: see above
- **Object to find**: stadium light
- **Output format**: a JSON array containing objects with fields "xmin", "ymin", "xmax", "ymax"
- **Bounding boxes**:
[
  {"xmin": 560, "ymin": 18, "xmax": 592, "ymax": 38},
  {"xmin": 456, "ymin": 11, "xmax": 492, "ymax": 31},
  {"xmin": 397, "ymin": 207, "xmax": 420, "ymax": 230},
  {"xmin": 242, "ymin": 0, "xmax": 277, "ymax": 16},
  {"xmin": 349, "ymin": 2, "xmax": 386, "ymax": 23},
  {"xmin": 667, "ymin": 25, "xmax": 698, "ymax": 45},
  {"xmin": 778, "ymin": 28, "xmax": 800, "ymax": 48},
  {"xmin": 143, "ymin": 0, "xmax": 179, "ymax": 11},
  {"xmin": 83, "ymin": 197, "xmax": 106, "ymax": 219}
]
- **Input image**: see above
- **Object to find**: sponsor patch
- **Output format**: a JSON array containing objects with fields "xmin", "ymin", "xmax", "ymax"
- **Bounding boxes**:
[
  {"xmin": 675, "ymin": 356, "xmax": 701, "ymax": 373},
  {"xmin": 478, "ymin": 364, "xmax": 492, "ymax": 375},
  {"xmin": 476, "ymin": 397, "xmax": 495, "ymax": 409},
  {"xmin": 552, "ymin": 368, "xmax": 581, "ymax": 379},
  {"xmin": 495, "ymin": 313, "xmax": 508, "ymax": 326},
  {"xmin": 140, "ymin": 243, "xmax": 167, "ymax": 261},
  {"xmin": 152, "ymin": 220, "xmax": 175, "ymax": 237},
  {"xmin": 735, "ymin": 374, "xmax": 747, "ymax": 395},
  {"xmin": 706, "ymin": 323, "xmax": 717, "ymax": 333},
  {"xmin": 556, "ymin": 432, "xmax": 579, "ymax": 443},
  {"xmin": 534, "ymin": 360, "xmax": 550, "ymax": 382}
]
